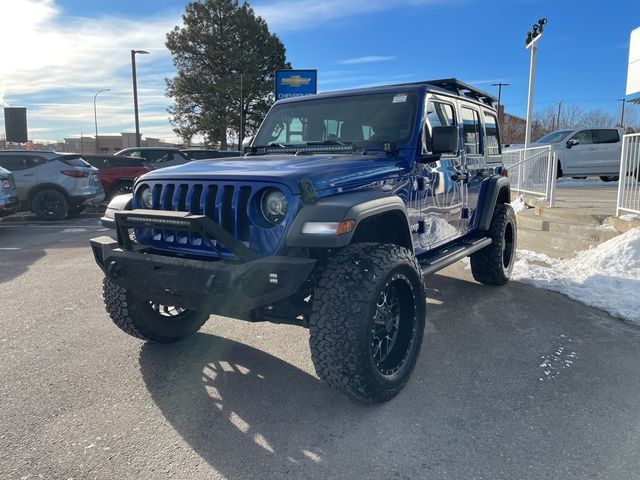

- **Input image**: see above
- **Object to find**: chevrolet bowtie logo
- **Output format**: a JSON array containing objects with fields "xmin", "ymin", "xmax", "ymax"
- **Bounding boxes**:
[{"xmin": 281, "ymin": 75, "xmax": 312, "ymax": 88}]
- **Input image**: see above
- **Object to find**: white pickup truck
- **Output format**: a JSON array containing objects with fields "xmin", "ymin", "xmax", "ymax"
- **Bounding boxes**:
[{"xmin": 529, "ymin": 127, "xmax": 624, "ymax": 181}]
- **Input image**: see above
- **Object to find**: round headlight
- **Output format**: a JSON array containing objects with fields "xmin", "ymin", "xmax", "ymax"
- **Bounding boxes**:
[
  {"xmin": 139, "ymin": 185, "xmax": 152, "ymax": 208},
  {"xmin": 261, "ymin": 188, "xmax": 288, "ymax": 224}
]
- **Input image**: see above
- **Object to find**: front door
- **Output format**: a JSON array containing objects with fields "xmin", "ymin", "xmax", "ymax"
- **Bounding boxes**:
[{"xmin": 409, "ymin": 96, "xmax": 466, "ymax": 255}]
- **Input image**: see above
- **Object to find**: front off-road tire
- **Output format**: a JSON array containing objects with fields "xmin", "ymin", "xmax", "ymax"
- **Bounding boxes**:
[
  {"xmin": 470, "ymin": 203, "xmax": 517, "ymax": 285},
  {"xmin": 103, "ymin": 277, "xmax": 209, "ymax": 343},
  {"xmin": 309, "ymin": 243, "xmax": 427, "ymax": 403}
]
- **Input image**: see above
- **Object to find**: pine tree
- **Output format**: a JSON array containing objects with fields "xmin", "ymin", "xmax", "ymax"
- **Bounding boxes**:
[{"xmin": 166, "ymin": 0, "xmax": 289, "ymax": 148}]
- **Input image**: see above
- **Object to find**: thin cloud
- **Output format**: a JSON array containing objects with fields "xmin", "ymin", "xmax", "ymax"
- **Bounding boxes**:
[
  {"xmin": 340, "ymin": 56, "xmax": 397, "ymax": 65},
  {"xmin": 254, "ymin": 0, "xmax": 444, "ymax": 32}
]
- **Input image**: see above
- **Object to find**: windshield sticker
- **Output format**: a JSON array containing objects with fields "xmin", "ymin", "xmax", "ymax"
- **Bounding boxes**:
[{"xmin": 392, "ymin": 94, "xmax": 407, "ymax": 103}]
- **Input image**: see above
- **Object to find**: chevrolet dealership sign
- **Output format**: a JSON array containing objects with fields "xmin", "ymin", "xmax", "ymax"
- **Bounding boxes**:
[{"xmin": 275, "ymin": 69, "xmax": 317, "ymax": 100}]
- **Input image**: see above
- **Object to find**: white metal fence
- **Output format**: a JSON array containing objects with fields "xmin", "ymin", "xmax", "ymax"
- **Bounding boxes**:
[
  {"xmin": 502, "ymin": 145, "xmax": 557, "ymax": 207},
  {"xmin": 616, "ymin": 133, "xmax": 640, "ymax": 216}
]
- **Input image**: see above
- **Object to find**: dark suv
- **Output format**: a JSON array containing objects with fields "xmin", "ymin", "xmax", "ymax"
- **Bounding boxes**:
[
  {"xmin": 92, "ymin": 79, "xmax": 515, "ymax": 403},
  {"xmin": 114, "ymin": 147, "xmax": 190, "ymax": 170}
]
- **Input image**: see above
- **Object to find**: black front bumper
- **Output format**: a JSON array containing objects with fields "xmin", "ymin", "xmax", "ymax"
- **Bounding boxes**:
[{"xmin": 90, "ymin": 210, "xmax": 316, "ymax": 315}]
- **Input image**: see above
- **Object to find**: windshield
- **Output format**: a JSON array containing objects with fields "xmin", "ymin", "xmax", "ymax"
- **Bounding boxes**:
[
  {"xmin": 253, "ymin": 92, "xmax": 419, "ymax": 149},
  {"xmin": 535, "ymin": 130, "xmax": 572, "ymax": 144}
]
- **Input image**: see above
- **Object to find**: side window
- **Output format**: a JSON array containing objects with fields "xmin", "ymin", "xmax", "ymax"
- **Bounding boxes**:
[
  {"xmin": 461, "ymin": 106, "xmax": 482, "ymax": 155},
  {"xmin": 426, "ymin": 101, "xmax": 456, "ymax": 128},
  {"xmin": 127, "ymin": 150, "xmax": 142, "ymax": 158},
  {"xmin": 593, "ymin": 129, "xmax": 619, "ymax": 144},
  {"xmin": 0, "ymin": 155, "xmax": 26, "ymax": 171},
  {"xmin": 571, "ymin": 130, "xmax": 593, "ymax": 145},
  {"xmin": 483, "ymin": 112, "xmax": 501, "ymax": 156},
  {"xmin": 424, "ymin": 100, "xmax": 456, "ymax": 152},
  {"xmin": 24, "ymin": 156, "xmax": 47, "ymax": 169}
]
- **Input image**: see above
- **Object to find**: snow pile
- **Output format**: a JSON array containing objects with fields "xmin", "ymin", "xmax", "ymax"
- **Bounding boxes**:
[
  {"xmin": 510, "ymin": 195, "xmax": 527, "ymax": 214},
  {"xmin": 512, "ymin": 228, "xmax": 640, "ymax": 325}
]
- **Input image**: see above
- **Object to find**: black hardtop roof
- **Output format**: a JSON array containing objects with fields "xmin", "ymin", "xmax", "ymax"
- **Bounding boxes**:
[{"xmin": 277, "ymin": 78, "xmax": 497, "ymax": 108}]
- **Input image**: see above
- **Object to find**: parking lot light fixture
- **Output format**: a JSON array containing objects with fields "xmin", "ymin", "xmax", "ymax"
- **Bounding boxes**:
[
  {"xmin": 524, "ymin": 18, "xmax": 547, "ymax": 153},
  {"xmin": 131, "ymin": 50, "xmax": 150, "ymax": 148},
  {"xmin": 93, "ymin": 88, "xmax": 111, "ymax": 153}
]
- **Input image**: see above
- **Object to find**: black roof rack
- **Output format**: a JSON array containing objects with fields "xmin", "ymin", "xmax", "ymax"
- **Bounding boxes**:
[{"xmin": 392, "ymin": 78, "xmax": 497, "ymax": 107}]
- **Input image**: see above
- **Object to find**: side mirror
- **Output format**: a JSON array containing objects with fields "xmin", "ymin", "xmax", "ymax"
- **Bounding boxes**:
[
  {"xmin": 242, "ymin": 136, "xmax": 254, "ymax": 153},
  {"xmin": 431, "ymin": 126, "xmax": 459, "ymax": 154},
  {"xmin": 566, "ymin": 139, "xmax": 579, "ymax": 148}
]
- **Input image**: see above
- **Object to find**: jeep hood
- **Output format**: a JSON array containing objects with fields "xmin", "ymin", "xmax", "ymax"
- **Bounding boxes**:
[{"xmin": 139, "ymin": 153, "xmax": 406, "ymax": 194}]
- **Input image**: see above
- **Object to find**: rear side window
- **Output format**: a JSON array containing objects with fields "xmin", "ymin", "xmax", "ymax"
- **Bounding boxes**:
[
  {"xmin": 483, "ymin": 112, "xmax": 501, "ymax": 156},
  {"xmin": 111, "ymin": 157, "xmax": 147, "ymax": 167},
  {"xmin": 571, "ymin": 130, "xmax": 593, "ymax": 145},
  {"xmin": 59, "ymin": 155, "xmax": 91, "ymax": 168},
  {"xmin": 593, "ymin": 129, "xmax": 619, "ymax": 144},
  {"xmin": 461, "ymin": 107, "xmax": 482, "ymax": 155}
]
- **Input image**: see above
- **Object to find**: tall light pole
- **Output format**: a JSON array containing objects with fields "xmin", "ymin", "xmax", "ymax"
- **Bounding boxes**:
[
  {"xmin": 131, "ymin": 49, "xmax": 149, "ymax": 147},
  {"xmin": 491, "ymin": 82, "xmax": 510, "ymax": 125},
  {"xmin": 524, "ymin": 18, "xmax": 547, "ymax": 152},
  {"xmin": 618, "ymin": 98, "xmax": 626, "ymax": 129},
  {"xmin": 93, "ymin": 88, "xmax": 110, "ymax": 153}
]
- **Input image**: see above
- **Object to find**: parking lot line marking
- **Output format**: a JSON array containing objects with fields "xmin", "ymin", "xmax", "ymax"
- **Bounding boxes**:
[{"xmin": 0, "ymin": 247, "xmax": 22, "ymax": 250}]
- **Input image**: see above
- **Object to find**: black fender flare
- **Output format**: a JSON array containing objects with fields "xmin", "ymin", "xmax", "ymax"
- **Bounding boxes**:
[
  {"xmin": 473, "ymin": 175, "xmax": 511, "ymax": 231},
  {"xmin": 286, "ymin": 190, "xmax": 412, "ymax": 250}
]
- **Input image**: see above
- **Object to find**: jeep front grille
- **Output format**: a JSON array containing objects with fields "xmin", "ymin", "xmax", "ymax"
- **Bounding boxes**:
[{"xmin": 148, "ymin": 182, "xmax": 253, "ymax": 243}]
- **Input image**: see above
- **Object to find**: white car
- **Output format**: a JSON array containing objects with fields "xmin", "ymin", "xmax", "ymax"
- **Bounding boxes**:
[{"xmin": 530, "ymin": 127, "xmax": 624, "ymax": 181}]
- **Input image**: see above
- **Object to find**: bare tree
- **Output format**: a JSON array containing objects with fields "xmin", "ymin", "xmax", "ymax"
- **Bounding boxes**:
[{"xmin": 577, "ymin": 109, "xmax": 615, "ymax": 128}]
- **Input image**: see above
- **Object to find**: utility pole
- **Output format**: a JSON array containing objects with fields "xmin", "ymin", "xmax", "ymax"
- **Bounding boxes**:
[
  {"xmin": 239, "ymin": 73, "xmax": 244, "ymax": 149},
  {"xmin": 491, "ymin": 82, "xmax": 510, "ymax": 126},
  {"xmin": 556, "ymin": 101, "xmax": 562, "ymax": 130},
  {"xmin": 524, "ymin": 18, "xmax": 548, "ymax": 152},
  {"xmin": 618, "ymin": 98, "xmax": 626, "ymax": 129},
  {"xmin": 131, "ymin": 49, "xmax": 150, "ymax": 147}
]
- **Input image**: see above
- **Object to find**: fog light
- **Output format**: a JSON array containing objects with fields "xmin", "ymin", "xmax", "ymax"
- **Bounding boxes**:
[{"xmin": 269, "ymin": 273, "xmax": 279, "ymax": 284}]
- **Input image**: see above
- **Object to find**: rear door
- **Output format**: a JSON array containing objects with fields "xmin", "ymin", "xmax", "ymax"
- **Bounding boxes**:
[
  {"xmin": 590, "ymin": 129, "xmax": 621, "ymax": 175},
  {"xmin": 0, "ymin": 154, "xmax": 41, "ymax": 199}
]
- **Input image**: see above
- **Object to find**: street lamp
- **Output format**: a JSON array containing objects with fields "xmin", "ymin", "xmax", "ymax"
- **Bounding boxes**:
[
  {"xmin": 523, "ymin": 18, "xmax": 547, "ymax": 152},
  {"xmin": 131, "ymin": 49, "xmax": 149, "ymax": 147},
  {"xmin": 93, "ymin": 88, "xmax": 110, "ymax": 153},
  {"xmin": 491, "ymin": 82, "xmax": 510, "ymax": 125},
  {"xmin": 618, "ymin": 98, "xmax": 626, "ymax": 129}
]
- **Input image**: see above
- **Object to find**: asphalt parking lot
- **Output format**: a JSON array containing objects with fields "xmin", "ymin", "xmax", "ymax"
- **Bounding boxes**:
[{"xmin": 1, "ymin": 213, "xmax": 640, "ymax": 480}]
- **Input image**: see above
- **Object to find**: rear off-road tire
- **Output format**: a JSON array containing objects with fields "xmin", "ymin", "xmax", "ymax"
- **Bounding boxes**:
[
  {"xmin": 309, "ymin": 243, "xmax": 427, "ymax": 403},
  {"xmin": 103, "ymin": 277, "xmax": 209, "ymax": 343},
  {"xmin": 470, "ymin": 203, "xmax": 517, "ymax": 286}
]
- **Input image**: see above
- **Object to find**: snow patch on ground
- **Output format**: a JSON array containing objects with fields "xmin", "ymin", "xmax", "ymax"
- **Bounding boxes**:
[
  {"xmin": 620, "ymin": 213, "xmax": 640, "ymax": 222},
  {"xmin": 512, "ymin": 228, "xmax": 640, "ymax": 325},
  {"xmin": 510, "ymin": 195, "xmax": 527, "ymax": 214}
]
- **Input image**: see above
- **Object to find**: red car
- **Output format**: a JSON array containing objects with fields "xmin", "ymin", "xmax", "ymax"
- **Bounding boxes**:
[{"xmin": 80, "ymin": 154, "xmax": 150, "ymax": 200}]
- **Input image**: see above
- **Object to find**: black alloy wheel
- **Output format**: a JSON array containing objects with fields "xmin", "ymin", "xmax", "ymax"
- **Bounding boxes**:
[{"xmin": 372, "ymin": 273, "xmax": 418, "ymax": 376}]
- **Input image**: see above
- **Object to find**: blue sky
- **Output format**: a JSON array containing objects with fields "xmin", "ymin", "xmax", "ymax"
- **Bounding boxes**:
[{"xmin": 0, "ymin": 0, "xmax": 637, "ymax": 143}]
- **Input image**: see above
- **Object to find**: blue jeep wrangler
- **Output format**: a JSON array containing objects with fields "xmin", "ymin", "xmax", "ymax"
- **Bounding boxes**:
[{"xmin": 91, "ymin": 79, "xmax": 516, "ymax": 403}]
